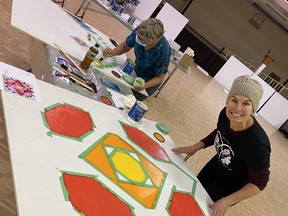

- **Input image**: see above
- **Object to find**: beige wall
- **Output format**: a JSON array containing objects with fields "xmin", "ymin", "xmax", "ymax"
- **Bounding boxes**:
[{"xmin": 167, "ymin": 0, "xmax": 288, "ymax": 83}]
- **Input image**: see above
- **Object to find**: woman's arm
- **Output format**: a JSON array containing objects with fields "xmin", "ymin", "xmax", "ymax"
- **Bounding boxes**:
[
  {"xmin": 209, "ymin": 183, "xmax": 261, "ymax": 216},
  {"xmin": 102, "ymin": 41, "xmax": 132, "ymax": 57},
  {"xmin": 172, "ymin": 141, "xmax": 205, "ymax": 161},
  {"xmin": 134, "ymin": 73, "xmax": 166, "ymax": 91}
]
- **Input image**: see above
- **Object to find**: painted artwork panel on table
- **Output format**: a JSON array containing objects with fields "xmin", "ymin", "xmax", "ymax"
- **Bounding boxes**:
[
  {"xmin": 41, "ymin": 103, "xmax": 95, "ymax": 141},
  {"xmin": 120, "ymin": 121, "xmax": 171, "ymax": 162},
  {"xmin": 167, "ymin": 186, "xmax": 204, "ymax": 216},
  {"xmin": 79, "ymin": 132, "xmax": 167, "ymax": 209},
  {"xmin": 60, "ymin": 172, "xmax": 134, "ymax": 216}
]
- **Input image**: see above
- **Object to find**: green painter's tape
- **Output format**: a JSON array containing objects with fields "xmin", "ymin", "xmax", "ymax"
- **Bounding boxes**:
[{"xmin": 156, "ymin": 123, "xmax": 170, "ymax": 135}]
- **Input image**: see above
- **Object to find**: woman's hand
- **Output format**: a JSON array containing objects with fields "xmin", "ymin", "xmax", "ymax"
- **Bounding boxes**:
[
  {"xmin": 209, "ymin": 198, "xmax": 230, "ymax": 216},
  {"xmin": 172, "ymin": 142, "xmax": 204, "ymax": 161},
  {"xmin": 102, "ymin": 47, "xmax": 113, "ymax": 57}
]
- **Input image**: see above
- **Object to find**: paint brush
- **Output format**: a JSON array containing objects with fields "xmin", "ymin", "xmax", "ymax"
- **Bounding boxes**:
[
  {"xmin": 87, "ymin": 34, "xmax": 91, "ymax": 41},
  {"xmin": 52, "ymin": 66, "xmax": 95, "ymax": 93},
  {"xmin": 53, "ymin": 43, "xmax": 87, "ymax": 76},
  {"xmin": 109, "ymin": 38, "xmax": 118, "ymax": 47},
  {"xmin": 60, "ymin": 64, "xmax": 97, "ymax": 93},
  {"xmin": 60, "ymin": 64, "xmax": 85, "ymax": 81}
]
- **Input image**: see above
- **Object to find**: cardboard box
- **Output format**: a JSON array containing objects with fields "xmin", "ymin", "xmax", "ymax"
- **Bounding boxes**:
[
  {"xmin": 178, "ymin": 53, "xmax": 194, "ymax": 69},
  {"xmin": 262, "ymin": 55, "xmax": 274, "ymax": 66}
]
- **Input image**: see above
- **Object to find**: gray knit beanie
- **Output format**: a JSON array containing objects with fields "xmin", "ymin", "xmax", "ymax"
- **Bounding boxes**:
[{"xmin": 226, "ymin": 75, "xmax": 264, "ymax": 112}]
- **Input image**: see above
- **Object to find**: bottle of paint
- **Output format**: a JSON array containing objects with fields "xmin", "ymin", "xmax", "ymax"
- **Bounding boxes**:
[{"xmin": 80, "ymin": 43, "xmax": 100, "ymax": 70}]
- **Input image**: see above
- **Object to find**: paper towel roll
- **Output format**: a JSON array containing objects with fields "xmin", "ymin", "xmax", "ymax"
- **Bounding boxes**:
[{"xmin": 184, "ymin": 47, "xmax": 194, "ymax": 57}]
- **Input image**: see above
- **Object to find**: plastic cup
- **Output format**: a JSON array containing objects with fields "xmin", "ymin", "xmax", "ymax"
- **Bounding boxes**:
[{"xmin": 133, "ymin": 77, "xmax": 145, "ymax": 88}]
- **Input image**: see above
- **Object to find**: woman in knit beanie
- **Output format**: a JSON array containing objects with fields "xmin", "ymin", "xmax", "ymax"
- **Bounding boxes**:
[{"xmin": 172, "ymin": 75, "xmax": 271, "ymax": 216}]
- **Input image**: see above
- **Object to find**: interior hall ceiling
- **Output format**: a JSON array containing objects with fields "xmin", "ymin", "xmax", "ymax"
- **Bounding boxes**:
[{"xmin": 250, "ymin": 0, "xmax": 288, "ymax": 32}]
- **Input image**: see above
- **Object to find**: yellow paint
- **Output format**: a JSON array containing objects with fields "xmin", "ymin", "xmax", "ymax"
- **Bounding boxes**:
[
  {"xmin": 93, "ymin": 61, "xmax": 103, "ymax": 67},
  {"xmin": 112, "ymin": 151, "xmax": 146, "ymax": 183}
]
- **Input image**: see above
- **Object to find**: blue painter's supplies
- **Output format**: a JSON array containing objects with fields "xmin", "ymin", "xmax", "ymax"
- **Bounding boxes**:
[
  {"xmin": 108, "ymin": 0, "xmax": 115, "ymax": 7},
  {"xmin": 128, "ymin": 101, "xmax": 148, "ymax": 122},
  {"xmin": 127, "ymin": 15, "xmax": 136, "ymax": 25},
  {"xmin": 117, "ymin": 5, "xmax": 124, "ymax": 14},
  {"xmin": 111, "ymin": 3, "xmax": 119, "ymax": 12},
  {"xmin": 122, "ymin": 58, "xmax": 135, "ymax": 75}
]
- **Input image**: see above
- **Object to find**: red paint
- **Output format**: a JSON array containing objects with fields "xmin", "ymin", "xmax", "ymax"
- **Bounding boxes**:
[
  {"xmin": 111, "ymin": 70, "xmax": 121, "ymax": 78},
  {"xmin": 122, "ymin": 124, "xmax": 170, "ymax": 162},
  {"xmin": 45, "ymin": 104, "xmax": 93, "ymax": 138},
  {"xmin": 169, "ymin": 192, "xmax": 203, "ymax": 216},
  {"xmin": 100, "ymin": 96, "xmax": 113, "ymax": 106},
  {"xmin": 63, "ymin": 172, "xmax": 132, "ymax": 216}
]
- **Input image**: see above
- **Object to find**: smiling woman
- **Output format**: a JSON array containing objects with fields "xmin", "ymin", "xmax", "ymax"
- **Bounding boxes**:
[
  {"xmin": 172, "ymin": 75, "xmax": 271, "ymax": 216},
  {"xmin": 225, "ymin": 76, "xmax": 264, "ymax": 131},
  {"xmin": 226, "ymin": 95, "xmax": 254, "ymax": 131}
]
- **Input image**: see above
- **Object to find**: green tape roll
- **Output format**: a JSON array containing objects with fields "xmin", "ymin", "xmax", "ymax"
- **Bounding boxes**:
[{"xmin": 156, "ymin": 123, "xmax": 169, "ymax": 135}]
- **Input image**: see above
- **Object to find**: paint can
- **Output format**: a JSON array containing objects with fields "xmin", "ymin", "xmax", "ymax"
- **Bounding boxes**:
[
  {"xmin": 108, "ymin": 0, "xmax": 115, "ymax": 7},
  {"xmin": 117, "ymin": 5, "xmax": 124, "ymax": 14},
  {"xmin": 127, "ymin": 15, "xmax": 136, "ymax": 25},
  {"xmin": 121, "ymin": 58, "xmax": 135, "ymax": 75},
  {"xmin": 111, "ymin": 3, "xmax": 119, "ymax": 12},
  {"xmin": 127, "ymin": 101, "xmax": 148, "ymax": 122}
]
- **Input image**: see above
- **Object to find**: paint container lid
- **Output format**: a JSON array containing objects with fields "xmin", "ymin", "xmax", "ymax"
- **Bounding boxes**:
[
  {"xmin": 156, "ymin": 123, "xmax": 169, "ymax": 135},
  {"xmin": 122, "ymin": 75, "xmax": 135, "ymax": 86}
]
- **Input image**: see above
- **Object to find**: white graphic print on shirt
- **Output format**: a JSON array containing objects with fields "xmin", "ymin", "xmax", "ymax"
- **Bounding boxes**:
[{"xmin": 214, "ymin": 131, "xmax": 235, "ymax": 170}]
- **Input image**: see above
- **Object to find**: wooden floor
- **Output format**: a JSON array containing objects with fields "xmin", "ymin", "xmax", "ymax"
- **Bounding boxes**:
[{"xmin": 1, "ymin": 0, "xmax": 288, "ymax": 215}]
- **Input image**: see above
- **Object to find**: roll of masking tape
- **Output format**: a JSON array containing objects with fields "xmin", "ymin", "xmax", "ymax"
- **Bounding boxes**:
[
  {"xmin": 156, "ymin": 123, "xmax": 170, "ymax": 135},
  {"xmin": 184, "ymin": 47, "xmax": 195, "ymax": 57}
]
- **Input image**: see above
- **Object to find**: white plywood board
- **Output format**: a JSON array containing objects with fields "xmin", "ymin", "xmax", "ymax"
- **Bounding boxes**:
[
  {"xmin": 258, "ymin": 92, "xmax": 288, "ymax": 129},
  {"xmin": 250, "ymin": 74, "xmax": 276, "ymax": 112},
  {"xmin": 133, "ymin": 0, "xmax": 162, "ymax": 21},
  {"xmin": 156, "ymin": 3, "xmax": 189, "ymax": 41},
  {"xmin": 1, "ymin": 61, "xmax": 212, "ymax": 215},
  {"xmin": 11, "ymin": 0, "xmax": 116, "ymax": 62},
  {"xmin": 214, "ymin": 55, "xmax": 253, "ymax": 90}
]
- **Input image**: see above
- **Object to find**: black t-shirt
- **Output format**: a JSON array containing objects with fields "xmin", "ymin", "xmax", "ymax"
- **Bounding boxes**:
[{"xmin": 202, "ymin": 107, "xmax": 271, "ymax": 190}]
